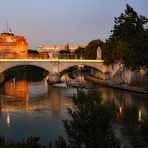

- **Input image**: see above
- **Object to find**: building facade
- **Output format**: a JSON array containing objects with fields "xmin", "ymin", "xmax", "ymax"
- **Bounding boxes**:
[
  {"xmin": 36, "ymin": 43, "xmax": 85, "ymax": 59},
  {"xmin": 0, "ymin": 32, "xmax": 28, "ymax": 58},
  {"xmin": 37, "ymin": 43, "xmax": 80, "ymax": 53}
]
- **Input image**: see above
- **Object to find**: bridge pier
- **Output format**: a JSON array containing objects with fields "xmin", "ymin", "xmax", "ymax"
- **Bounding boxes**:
[
  {"xmin": 48, "ymin": 72, "xmax": 61, "ymax": 84},
  {"xmin": 0, "ymin": 73, "xmax": 5, "ymax": 85}
]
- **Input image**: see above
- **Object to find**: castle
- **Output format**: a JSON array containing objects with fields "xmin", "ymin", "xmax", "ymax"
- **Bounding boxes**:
[{"xmin": 0, "ymin": 31, "xmax": 28, "ymax": 58}]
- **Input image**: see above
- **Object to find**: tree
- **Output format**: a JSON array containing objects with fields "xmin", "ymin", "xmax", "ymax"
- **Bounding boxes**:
[
  {"xmin": 0, "ymin": 136, "xmax": 45, "ymax": 148},
  {"xmin": 54, "ymin": 90, "xmax": 120, "ymax": 148},
  {"xmin": 85, "ymin": 39, "xmax": 104, "ymax": 59},
  {"xmin": 75, "ymin": 39, "xmax": 104, "ymax": 59},
  {"xmin": 102, "ymin": 4, "xmax": 148, "ymax": 68},
  {"xmin": 28, "ymin": 49, "xmax": 39, "ymax": 54},
  {"xmin": 111, "ymin": 4, "xmax": 147, "ymax": 41},
  {"xmin": 75, "ymin": 46, "xmax": 86, "ymax": 59}
]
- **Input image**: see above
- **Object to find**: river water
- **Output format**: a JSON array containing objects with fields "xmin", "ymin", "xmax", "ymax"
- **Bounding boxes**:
[{"xmin": 0, "ymin": 79, "xmax": 148, "ymax": 146}]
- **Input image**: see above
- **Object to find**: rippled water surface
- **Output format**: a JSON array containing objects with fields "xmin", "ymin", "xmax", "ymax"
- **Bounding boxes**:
[
  {"xmin": 0, "ymin": 80, "xmax": 148, "ymax": 146},
  {"xmin": 0, "ymin": 80, "xmax": 75, "ymax": 145}
]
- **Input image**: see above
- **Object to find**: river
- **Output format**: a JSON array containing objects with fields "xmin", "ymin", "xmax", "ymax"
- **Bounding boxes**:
[{"xmin": 0, "ymin": 78, "xmax": 148, "ymax": 147}]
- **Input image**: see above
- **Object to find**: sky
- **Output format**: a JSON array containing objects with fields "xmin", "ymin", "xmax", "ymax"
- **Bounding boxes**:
[{"xmin": 0, "ymin": 0, "xmax": 148, "ymax": 49}]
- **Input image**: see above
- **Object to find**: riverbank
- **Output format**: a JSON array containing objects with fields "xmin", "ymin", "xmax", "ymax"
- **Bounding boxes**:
[{"xmin": 85, "ymin": 76, "xmax": 148, "ymax": 94}]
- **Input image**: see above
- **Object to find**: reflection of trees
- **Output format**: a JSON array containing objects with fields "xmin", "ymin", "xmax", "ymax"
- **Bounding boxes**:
[
  {"xmin": 99, "ymin": 88, "xmax": 133, "ymax": 108},
  {"xmin": 54, "ymin": 89, "xmax": 120, "ymax": 148},
  {"xmin": 49, "ymin": 87, "xmax": 61, "ymax": 113},
  {"xmin": 97, "ymin": 87, "xmax": 148, "ymax": 147},
  {"xmin": 98, "ymin": 87, "xmax": 148, "ymax": 121},
  {"xmin": 48, "ymin": 86, "xmax": 73, "ymax": 118},
  {"xmin": 141, "ymin": 120, "xmax": 148, "ymax": 146},
  {"xmin": 121, "ymin": 106, "xmax": 147, "ymax": 147}
]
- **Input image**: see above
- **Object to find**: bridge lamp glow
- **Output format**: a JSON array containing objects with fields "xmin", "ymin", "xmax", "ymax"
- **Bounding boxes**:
[
  {"xmin": 119, "ymin": 106, "xmax": 122, "ymax": 114},
  {"xmin": 119, "ymin": 106, "xmax": 123, "ymax": 119},
  {"xmin": 138, "ymin": 109, "xmax": 142, "ymax": 122},
  {"xmin": 6, "ymin": 113, "xmax": 10, "ymax": 128}
]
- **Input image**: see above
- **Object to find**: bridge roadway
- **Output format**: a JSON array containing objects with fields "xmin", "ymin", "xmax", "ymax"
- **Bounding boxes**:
[{"xmin": 0, "ymin": 58, "xmax": 119, "ymax": 83}]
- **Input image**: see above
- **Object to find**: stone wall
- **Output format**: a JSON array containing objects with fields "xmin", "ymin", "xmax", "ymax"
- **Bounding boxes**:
[
  {"xmin": 112, "ymin": 66, "xmax": 148, "ymax": 88},
  {"xmin": 129, "ymin": 69, "xmax": 148, "ymax": 89}
]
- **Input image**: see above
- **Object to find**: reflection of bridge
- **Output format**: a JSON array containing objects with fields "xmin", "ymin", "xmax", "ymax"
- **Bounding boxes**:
[{"xmin": 0, "ymin": 59, "xmax": 120, "ymax": 83}]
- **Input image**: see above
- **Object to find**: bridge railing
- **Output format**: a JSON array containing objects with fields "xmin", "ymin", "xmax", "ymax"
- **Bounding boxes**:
[
  {"xmin": 0, "ymin": 55, "xmax": 77, "ymax": 60},
  {"xmin": 0, "ymin": 58, "xmax": 104, "ymax": 63},
  {"xmin": 0, "ymin": 53, "xmax": 104, "ymax": 61}
]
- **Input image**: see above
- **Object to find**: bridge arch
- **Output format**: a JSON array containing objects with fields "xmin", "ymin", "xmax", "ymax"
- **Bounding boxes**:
[
  {"xmin": 0, "ymin": 59, "xmax": 111, "ymax": 83},
  {"xmin": 59, "ymin": 62, "xmax": 106, "ymax": 73},
  {"xmin": 0, "ymin": 61, "xmax": 51, "ymax": 74},
  {"xmin": 2, "ymin": 64, "xmax": 49, "ymax": 82}
]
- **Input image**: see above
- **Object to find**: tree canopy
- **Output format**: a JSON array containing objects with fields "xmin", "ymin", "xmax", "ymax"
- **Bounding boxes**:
[
  {"xmin": 28, "ymin": 49, "xmax": 39, "ymax": 54},
  {"xmin": 102, "ymin": 4, "xmax": 148, "ymax": 69},
  {"xmin": 75, "ymin": 39, "xmax": 104, "ymax": 59}
]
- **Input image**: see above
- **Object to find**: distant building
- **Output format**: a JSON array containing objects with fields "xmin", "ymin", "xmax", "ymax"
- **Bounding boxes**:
[
  {"xmin": 58, "ymin": 49, "xmax": 76, "ymax": 59},
  {"xmin": 36, "ymin": 43, "xmax": 85, "ymax": 59},
  {"xmin": 37, "ymin": 43, "xmax": 79, "ymax": 52},
  {"xmin": 0, "ymin": 31, "xmax": 28, "ymax": 58}
]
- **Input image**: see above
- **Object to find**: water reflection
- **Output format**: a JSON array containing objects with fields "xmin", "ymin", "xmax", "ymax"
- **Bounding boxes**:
[
  {"xmin": 0, "ymin": 81, "xmax": 29, "ymax": 112},
  {"xmin": 0, "ymin": 79, "xmax": 148, "ymax": 146},
  {"xmin": 4, "ymin": 80, "xmax": 29, "ymax": 99},
  {"xmin": 60, "ymin": 72, "xmax": 86, "ymax": 84},
  {"xmin": 0, "ymin": 80, "xmax": 73, "ymax": 145},
  {"xmin": 0, "ymin": 80, "xmax": 72, "ymax": 114},
  {"xmin": 138, "ymin": 109, "xmax": 142, "ymax": 122},
  {"xmin": 6, "ymin": 113, "xmax": 10, "ymax": 128},
  {"xmin": 98, "ymin": 87, "xmax": 148, "ymax": 122}
]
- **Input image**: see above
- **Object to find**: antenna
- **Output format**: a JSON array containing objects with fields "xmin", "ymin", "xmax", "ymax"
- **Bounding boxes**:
[
  {"xmin": 6, "ymin": 20, "xmax": 12, "ymax": 33},
  {"xmin": 6, "ymin": 20, "xmax": 9, "ymax": 33}
]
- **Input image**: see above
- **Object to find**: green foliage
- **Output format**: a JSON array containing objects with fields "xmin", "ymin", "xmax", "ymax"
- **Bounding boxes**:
[
  {"xmin": 75, "ymin": 39, "xmax": 104, "ymax": 59},
  {"xmin": 85, "ymin": 39, "xmax": 104, "ymax": 59},
  {"xmin": 53, "ymin": 136, "xmax": 68, "ymax": 148},
  {"xmin": 111, "ymin": 4, "xmax": 147, "ymax": 41},
  {"xmin": 103, "ymin": 4, "xmax": 148, "ymax": 69},
  {"xmin": 75, "ymin": 46, "xmax": 85, "ymax": 59},
  {"xmin": 28, "ymin": 49, "xmax": 39, "ymax": 54},
  {"xmin": 54, "ymin": 89, "xmax": 120, "ymax": 148}
]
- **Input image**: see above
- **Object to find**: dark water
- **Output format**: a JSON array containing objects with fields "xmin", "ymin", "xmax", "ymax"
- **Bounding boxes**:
[
  {"xmin": 0, "ymin": 80, "xmax": 74, "ymax": 145},
  {"xmin": 0, "ymin": 79, "xmax": 148, "ymax": 147}
]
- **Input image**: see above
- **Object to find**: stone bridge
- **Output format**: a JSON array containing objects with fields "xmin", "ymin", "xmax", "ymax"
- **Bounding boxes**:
[{"xmin": 0, "ymin": 59, "xmax": 121, "ymax": 83}]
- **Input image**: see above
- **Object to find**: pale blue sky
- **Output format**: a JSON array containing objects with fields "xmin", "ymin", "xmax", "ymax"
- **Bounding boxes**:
[{"xmin": 0, "ymin": 0, "xmax": 147, "ymax": 48}]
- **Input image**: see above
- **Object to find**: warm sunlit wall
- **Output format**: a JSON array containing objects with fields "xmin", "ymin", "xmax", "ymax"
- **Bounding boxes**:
[{"xmin": 0, "ymin": 33, "xmax": 28, "ymax": 58}]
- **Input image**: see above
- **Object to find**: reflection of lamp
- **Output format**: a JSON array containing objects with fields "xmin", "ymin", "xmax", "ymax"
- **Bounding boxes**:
[
  {"xmin": 117, "ymin": 106, "xmax": 123, "ymax": 120},
  {"xmin": 138, "ymin": 109, "xmax": 142, "ymax": 122},
  {"xmin": 6, "ymin": 113, "xmax": 10, "ymax": 128},
  {"xmin": 119, "ymin": 106, "xmax": 123, "ymax": 118},
  {"xmin": 119, "ymin": 107, "xmax": 122, "ymax": 114}
]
